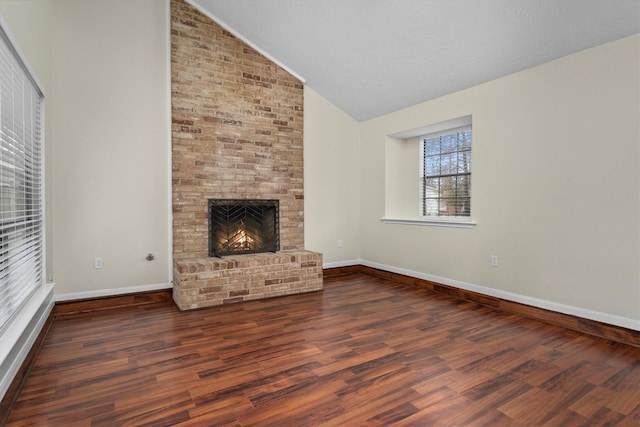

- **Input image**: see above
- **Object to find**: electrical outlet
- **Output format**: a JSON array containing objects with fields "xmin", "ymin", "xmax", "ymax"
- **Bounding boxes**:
[
  {"xmin": 338, "ymin": 240, "xmax": 343, "ymax": 248},
  {"xmin": 491, "ymin": 255, "xmax": 498, "ymax": 267},
  {"xmin": 94, "ymin": 257, "xmax": 103, "ymax": 269}
]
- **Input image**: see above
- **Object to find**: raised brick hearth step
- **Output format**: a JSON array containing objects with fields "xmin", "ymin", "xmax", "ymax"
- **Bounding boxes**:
[{"xmin": 173, "ymin": 250, "xmax": 323, "ymax": 310}]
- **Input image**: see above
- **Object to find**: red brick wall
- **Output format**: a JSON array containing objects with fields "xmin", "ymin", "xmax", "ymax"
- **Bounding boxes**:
[{"xmin": 171, "ymin": 0, "xmax": 304, "ymax": 261}]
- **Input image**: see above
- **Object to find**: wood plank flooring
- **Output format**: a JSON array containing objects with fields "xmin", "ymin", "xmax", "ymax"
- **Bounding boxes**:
[{"xmin": 5, "ymin": 273, "xmax": 640, "ymax": 426}]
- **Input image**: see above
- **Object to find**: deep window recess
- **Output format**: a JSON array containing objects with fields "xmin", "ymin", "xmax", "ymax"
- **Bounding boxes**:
[
  {"xmin": 420, "ymin": 126, "xmax": 472, "ymax": 218},
  {"xmin": 0, "ymin": 25, "xmax": 44, "ymax": 330}
]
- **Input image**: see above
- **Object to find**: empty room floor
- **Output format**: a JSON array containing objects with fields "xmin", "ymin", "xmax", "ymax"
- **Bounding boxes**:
[{"xmin": 6, "ymin": 273, "xmax": 640, "ymax": 426}]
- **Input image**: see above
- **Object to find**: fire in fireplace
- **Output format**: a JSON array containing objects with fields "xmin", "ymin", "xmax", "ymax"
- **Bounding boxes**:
[{"xmin": 208, "ymin": 199, "xmax": 280, "ymax": 257}]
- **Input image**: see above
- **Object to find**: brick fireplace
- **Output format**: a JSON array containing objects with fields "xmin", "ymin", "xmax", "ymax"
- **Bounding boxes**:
[{"xmin": 171, "ymin": 0, "xmax": 322, "ymax": 310}]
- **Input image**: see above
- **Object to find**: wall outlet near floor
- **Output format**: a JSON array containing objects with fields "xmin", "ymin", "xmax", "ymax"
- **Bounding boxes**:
[
  {"xmin": 94, "ymin": 257, "xmax": 104, "ymax": 269},
  {"xmin": 338, "ymin": 240, "xmax": 343, "ymax": 248},
  {"xmin": 490, "ymin": 255, "xmax": 498, "ymax": 267}
]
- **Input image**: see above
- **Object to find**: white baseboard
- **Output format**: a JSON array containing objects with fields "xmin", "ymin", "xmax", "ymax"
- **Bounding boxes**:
[
  {"xmin": 55, "ymin": 282, "xmax": 173, "ymax": 302},
  {"xmin": 0, "ymin": 282, "xmax": 54, "ymax": 401},
  {"xmin": 323, "ymin": 259, "xmax": 363, "ymax": 269},
  {"xmin": 325, "ymin": 259, "xmax": 639, "ymax": 331}
]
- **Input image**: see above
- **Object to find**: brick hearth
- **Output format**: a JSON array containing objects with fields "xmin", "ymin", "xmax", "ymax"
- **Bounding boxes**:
[
  {"xmin": 170, "ymin": 0, "xmax": 322, "ymax": 310},
  {"xmin": 173, "ymin": 250, "xmax": 323, "ymax": 310}
]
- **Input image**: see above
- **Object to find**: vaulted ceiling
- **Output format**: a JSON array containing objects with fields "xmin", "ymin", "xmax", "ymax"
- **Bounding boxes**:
[{"xmin": 190, "ymin": 0, "xmax": 640, "ymax": 121}]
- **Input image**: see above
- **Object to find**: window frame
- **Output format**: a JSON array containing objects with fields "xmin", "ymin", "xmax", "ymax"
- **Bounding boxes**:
[
  {"xmin": 0, "ymin": 19, "xmax": 46, "ymax": 332},
  {"xmin": 418, "ymin": 125, "xmax": 473, "ymax": 224}
]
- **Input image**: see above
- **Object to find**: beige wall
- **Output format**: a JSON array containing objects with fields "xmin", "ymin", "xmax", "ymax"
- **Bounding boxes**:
[
  {"xmin": 359, "ymin": 34, "xmax": 640, "ymax": 324},
  {"xmin": 0, "ymin": 1, "xmax": 51, "ymax": 89},
  {"xmin": 0, "ymin": 0, "xmax": 171, "ymax": 296},
  {"xmin": 304, "ymin": 87, "xmax": 360, "ymax": 264},
  {"xmin": 51, "ymin": 0, "xmax": 170, "ymax": 295}
]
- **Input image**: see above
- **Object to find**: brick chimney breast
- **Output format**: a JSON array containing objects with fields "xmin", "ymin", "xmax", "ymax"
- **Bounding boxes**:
[{"xmin": 170, "ymin": 0, "xmax": 321, "ymax": 310}]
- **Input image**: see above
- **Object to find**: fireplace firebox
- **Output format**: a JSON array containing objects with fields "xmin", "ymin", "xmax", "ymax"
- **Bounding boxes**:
[{"xmin": 208, "ymin": 199, "xmax": 280, "ymax": 257}]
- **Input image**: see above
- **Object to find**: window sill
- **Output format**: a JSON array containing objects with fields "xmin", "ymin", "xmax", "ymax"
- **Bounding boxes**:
[{"xmin": 380, "ymin": 217, "xmax": 477, "ymax": 229}]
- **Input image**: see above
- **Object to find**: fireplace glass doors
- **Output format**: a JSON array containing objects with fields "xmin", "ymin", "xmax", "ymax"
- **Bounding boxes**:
[{"xmin": 208, "ymin": 199, "xmax": 280, "ymax": 257}]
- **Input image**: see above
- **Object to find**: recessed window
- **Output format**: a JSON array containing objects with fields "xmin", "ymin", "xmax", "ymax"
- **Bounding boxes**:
[
  {"xmin": 420, "ymin": 126, "xmax": 472, "ymax": 219},
  {"xmin": 382, "ymin": 115, "xmax": 474, "ymax": 228}
]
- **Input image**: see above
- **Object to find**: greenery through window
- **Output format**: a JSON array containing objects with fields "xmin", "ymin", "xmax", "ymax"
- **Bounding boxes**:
[{"xmin": 420, "ymin": 127, "xmax": 471, "ymax": 218}]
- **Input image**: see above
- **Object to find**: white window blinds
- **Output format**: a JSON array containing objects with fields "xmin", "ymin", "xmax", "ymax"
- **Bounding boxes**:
[
  {"xmin": 420, "ymin": 126, "xmax": 472, "ymax": 218},
  {"xmin": 0, "ymin": 26, "xmax": 44, "ymax": 330}
]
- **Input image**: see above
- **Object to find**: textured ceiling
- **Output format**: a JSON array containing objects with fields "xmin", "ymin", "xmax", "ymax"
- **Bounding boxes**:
[{"xmin": 190, "ymin": 0, "xmax": 640, "ymax": 121}]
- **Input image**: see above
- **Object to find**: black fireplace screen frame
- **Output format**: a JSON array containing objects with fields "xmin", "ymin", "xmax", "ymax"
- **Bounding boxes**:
[{"xmin": 208, "ymin": 199, "xmax": 280, "ymax": 257}]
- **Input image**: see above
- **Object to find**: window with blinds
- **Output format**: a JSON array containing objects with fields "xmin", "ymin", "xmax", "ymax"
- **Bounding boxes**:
[
  {"xmin": 420, "ymin": 126, "xmax": 472, "ymax": 218},
  {"xmin": 0, "ymin": 26, "xmax": 44, "ymax": 330}
]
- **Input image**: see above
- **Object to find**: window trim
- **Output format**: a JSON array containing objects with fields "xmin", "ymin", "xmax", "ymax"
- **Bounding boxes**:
[
  {"xmin": 418, "ymin": 124, "xmax": 472, "ymax": 222},
  {"xmin": 380, "ymin": 217, "xmax": 477, "ymax": 228}
]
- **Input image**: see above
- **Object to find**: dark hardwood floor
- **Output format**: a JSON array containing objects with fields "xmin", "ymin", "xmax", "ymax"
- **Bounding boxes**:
[{"xmin": 5, "ymin": 273, "xmax": 640, "ymax": 426}]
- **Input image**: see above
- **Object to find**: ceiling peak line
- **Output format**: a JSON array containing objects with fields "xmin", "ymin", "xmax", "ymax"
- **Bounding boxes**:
[{"xmin": 184, "ymin": 0, "xmax": 307, "ymax": 84}]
